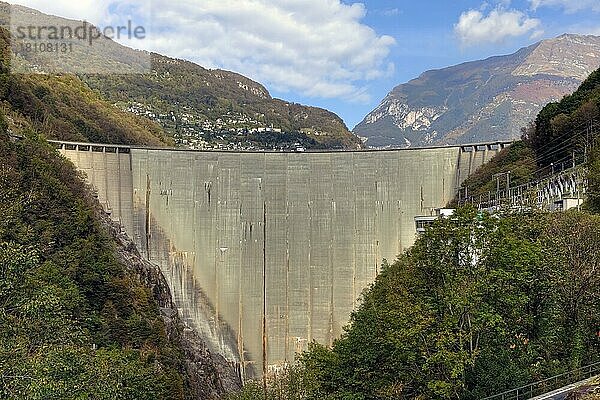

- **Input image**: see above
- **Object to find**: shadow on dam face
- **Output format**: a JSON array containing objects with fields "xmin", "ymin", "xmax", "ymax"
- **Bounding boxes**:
[{"xmin": 54, "ymin": 140, "xmax": 508, "ymax": 379}]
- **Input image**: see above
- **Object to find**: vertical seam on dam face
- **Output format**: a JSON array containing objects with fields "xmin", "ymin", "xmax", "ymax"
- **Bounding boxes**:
[
  {"xmin": 57, "ymin": 142, "xmax": 506, "ymax": 379},
  {"xmin": 262, "ymin": 201, "xmax": 267, "ymax": 381},
  {"xmin": 145, "ymin": 174, "xmax": 151, "ymax": 258}
]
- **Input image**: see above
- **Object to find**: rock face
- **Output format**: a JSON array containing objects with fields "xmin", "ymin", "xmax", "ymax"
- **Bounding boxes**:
[
  {"xmin": 102, "ymin": 212, "xmax": 243, "ymax": 399},
  {"xmin": 354, "ymin": 34, "xmax": 600, "ymax": 148}
]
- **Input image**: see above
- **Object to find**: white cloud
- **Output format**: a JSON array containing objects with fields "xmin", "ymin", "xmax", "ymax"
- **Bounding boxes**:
[
  {"xmin": 9, "ymin": 0, "xmax": 395, "ymax": 102},
  {"xmin": 529, "ymin": 0, "xmax": 600, "ymax": 13},
  {"xmin": 455, "ymin": 7, "xmax": 541, "ymax": 46}
]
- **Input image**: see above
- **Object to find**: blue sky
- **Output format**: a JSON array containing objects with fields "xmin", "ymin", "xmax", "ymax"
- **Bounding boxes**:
[{"xmin": 12, "ymin": 0, "xmax": 600, "ymax": 129}]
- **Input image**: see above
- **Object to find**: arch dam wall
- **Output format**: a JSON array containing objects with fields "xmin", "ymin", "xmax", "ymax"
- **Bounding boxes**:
[{"xmin": 55, "ymin": 141, "xmax": 507, "ymax": 378}]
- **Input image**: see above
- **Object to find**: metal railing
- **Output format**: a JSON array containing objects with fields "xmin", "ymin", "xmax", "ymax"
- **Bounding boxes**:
[
  {"xmin": 482, "ymin": 361, "xmax": 600, "ymax": 400},
  {"xmin": 459, "ymin": 159, "xmax": 587, "ymax": 211}
]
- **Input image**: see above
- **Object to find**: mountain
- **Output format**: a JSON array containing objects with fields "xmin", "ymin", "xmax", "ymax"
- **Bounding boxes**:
[
  {"xmin": 3, "ymin": 2, "xmax": 361, "ymax": 150},
  {"xmin": 0, "ymin": 61, "xmax": 171, "ymax": 146},
  {"xmin": 354, "ymin": 34, "xmax": 600, "ymax": 148},
  {"xmin": 0, "ymin": 5, "xmax": 171, "ymax": 146},
  {"xmin": 81, "ymin": 55, "xmax": 362, "ymax": 150}
]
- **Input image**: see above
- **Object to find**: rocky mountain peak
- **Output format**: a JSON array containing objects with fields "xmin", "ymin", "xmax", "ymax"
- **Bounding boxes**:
[
  {"xmin": 513, "ymin": 34, "xmax": 600, "ymax": 80},
  {"xmin": 354, "ymin": 34, "xmax": 600, "ymax": 148}
]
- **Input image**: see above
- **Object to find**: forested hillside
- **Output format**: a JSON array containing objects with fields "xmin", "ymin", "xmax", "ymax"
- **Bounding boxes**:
[
  {"xmin": 0, "ymin": 118, "xmax": 239, "ymax": 397},
  {"xmin": 0, "ymin": 28, "xmax": 171, "ymax": 146},
  {"xmin": 299, "ymin": 209, "xmax": 599, "ymax": 399},
  {"xmin": 81, "ymin": 55, "xmax": 362, "ymax": 150}
]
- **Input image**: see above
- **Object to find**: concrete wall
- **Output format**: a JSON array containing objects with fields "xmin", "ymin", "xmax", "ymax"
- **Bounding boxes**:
[
  {"xmin": 57, "ymin": 143, "xmax": 134, "ymax": 233},
  {"xmin": 56, "ymin": 141, "xmax": 506, "ymax": 379}
]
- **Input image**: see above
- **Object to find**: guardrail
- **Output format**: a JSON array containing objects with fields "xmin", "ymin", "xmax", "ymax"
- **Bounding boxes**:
[
  {"xmin": 482, "ymin": 361, "xmax": 600, "ymax": 400},
  {"xmin": 47, "ymin": 139, "xmax": 514, "ymax": 154}
]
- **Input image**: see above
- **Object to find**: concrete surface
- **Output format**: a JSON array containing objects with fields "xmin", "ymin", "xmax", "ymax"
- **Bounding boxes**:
[{"xmin": 56, "ymin": 141, "xmax": 505, "ymax": 378}]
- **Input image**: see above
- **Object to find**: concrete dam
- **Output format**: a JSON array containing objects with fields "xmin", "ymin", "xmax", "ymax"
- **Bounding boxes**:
[{"xmin": 55, "ymin": 141, "xmax": 507, "ymax": 378}]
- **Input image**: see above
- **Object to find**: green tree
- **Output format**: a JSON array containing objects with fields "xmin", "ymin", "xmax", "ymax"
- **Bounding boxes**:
[
  {"xmin": 0, "ymin": 132, "xmax": 187, "ymax": 399},
  {"xmin": 288, "ymin": 208, "xmax": 600, "ymax": 400}
]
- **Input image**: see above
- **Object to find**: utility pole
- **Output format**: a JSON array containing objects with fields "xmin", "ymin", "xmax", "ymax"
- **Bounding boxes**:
[
  {"xmin": 492, "ymin": 171, "xmax": 511, "ymax": 207},
  {"xmin": 492, "ymin": 171, "xmax": 511, "ymax": 192},
  {"xmin": 585, "ymin": 119, "xmax": 593, "ymax": 163},
  {"xmin": 591, "ymin": 118, "xmax": 597, "ymax": 152}
]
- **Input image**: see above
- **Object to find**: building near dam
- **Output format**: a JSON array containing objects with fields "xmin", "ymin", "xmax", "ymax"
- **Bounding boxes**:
[{"xmin": 55, "ymin": 140, "xmax": 508, "ymax": 379}]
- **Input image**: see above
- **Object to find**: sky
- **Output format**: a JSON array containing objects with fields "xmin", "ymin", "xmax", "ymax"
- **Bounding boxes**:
[{"xmin": 10, "ymin": 0, "xmax": 600, "ymax": 129}]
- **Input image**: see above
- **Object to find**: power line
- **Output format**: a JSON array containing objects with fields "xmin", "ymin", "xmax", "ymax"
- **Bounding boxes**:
[
  {"xmin": 532, "ymin": 121, "xmax": 598, "ymax": 167},
  {"xmin": 531, "ymin": 118, "xmax": 592, "ymax": 154},
  {"xmin": 534, "ymin": 132, "xmax": 586, "ymax": 165},
  {"xmin": 534, "ymin": 123, "xmax": 591, "ymax": 163}
]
